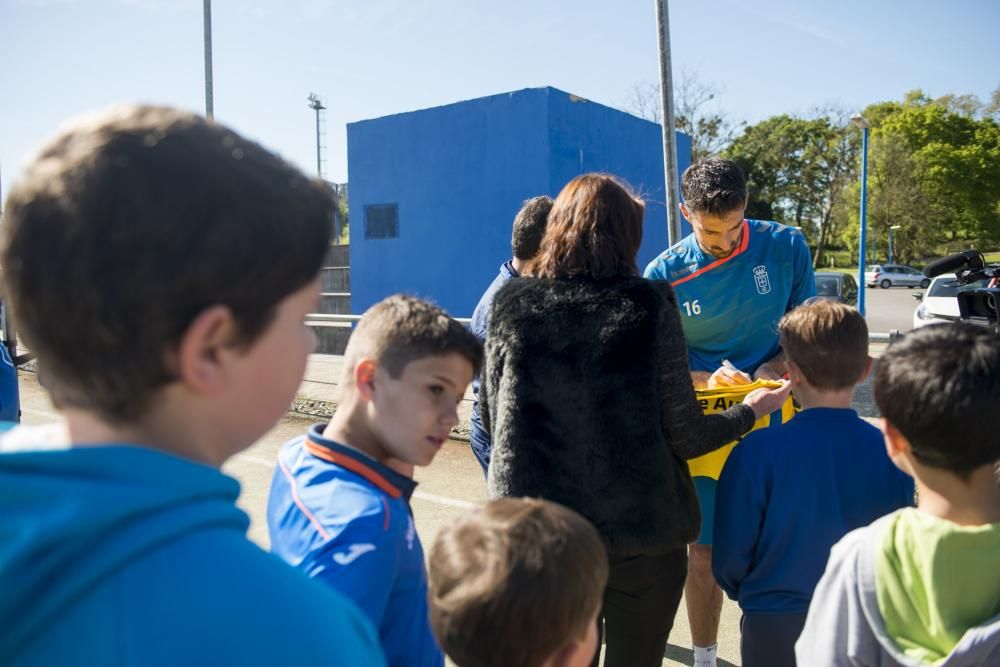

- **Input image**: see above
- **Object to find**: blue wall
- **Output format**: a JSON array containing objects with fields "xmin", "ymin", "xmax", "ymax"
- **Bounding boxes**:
[{"xmin": 347, "ymin": 87, "xmax": 692, "ymax": 317}]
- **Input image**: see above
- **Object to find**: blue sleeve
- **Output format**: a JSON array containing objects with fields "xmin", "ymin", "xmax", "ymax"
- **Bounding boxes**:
[
  {"xmin": 304, "ymin": 515, "xmax": 398, "ymax": 630},
  {"xmin": 470, "ymin": 299, "xmax": 489, "ymax": 341},
  {"xmin": 712, "ymin": 442, "xmax": 765, "ymax": 601},
  {"xmin": 787, "ymin": 231, "xmax": 817, "ymax": 309},
  {"xmin": 643, "ymin": 257, "xmax": 666, "ymax": 281}
]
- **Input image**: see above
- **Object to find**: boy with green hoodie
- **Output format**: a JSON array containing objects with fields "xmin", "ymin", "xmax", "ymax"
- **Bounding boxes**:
[{"xmin": 796, "ymin": 322, "xmax": 1000, "ymax": 666}]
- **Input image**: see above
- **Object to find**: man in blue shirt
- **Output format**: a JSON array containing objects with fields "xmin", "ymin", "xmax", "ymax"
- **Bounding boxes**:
[
  {"xmin": 644, "ymin": 159, "xmax": 816, "ymax": 667},
  {"xmin": 468, "ymin": 195, "xmax": 552, "ymax": 475}
]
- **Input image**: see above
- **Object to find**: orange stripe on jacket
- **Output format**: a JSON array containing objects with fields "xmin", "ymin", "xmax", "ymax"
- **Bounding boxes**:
[
  {"xmin": 305, "ymin": 440, "xmax": 403, "ymax": 500},
  {"xmin": 671, "ymin": 220, "xmax": 750, "ymax": 288}
]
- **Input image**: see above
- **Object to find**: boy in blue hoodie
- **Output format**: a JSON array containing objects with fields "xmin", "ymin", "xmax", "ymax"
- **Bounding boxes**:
[
  {"xmin": 268, "ymin": 294, "xmax": 482, "ymax": 667},
  {"xmin": 0, "ymin": 106, "xmax": 385, "ymax": 667},
  {"xmin": 712, "ymin": 300, "xmax": 914, "ymax": 667},
  {"xmin": 797, "ymin": 322, "xmax": 1000, "ymax": 666}
]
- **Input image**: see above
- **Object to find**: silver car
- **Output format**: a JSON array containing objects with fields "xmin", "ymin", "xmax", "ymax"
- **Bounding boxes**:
[{"xmin": 864, "ymin": 264, "xmax": 930, "ymax": 289}]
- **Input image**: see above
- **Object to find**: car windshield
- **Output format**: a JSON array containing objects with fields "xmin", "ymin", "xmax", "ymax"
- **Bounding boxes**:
[
  {"xmin": 927, "ymin": 277, "xmax": 989, "ymax": 298},
  {"xmin": 816, "ymin": 276, "xmax": 839, "ymax": 296}
]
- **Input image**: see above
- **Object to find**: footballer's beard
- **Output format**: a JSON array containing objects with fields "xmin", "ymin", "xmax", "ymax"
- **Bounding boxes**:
[{"xmin": 707, "ymin": 241, "xmax": 738, "ymax": 259}]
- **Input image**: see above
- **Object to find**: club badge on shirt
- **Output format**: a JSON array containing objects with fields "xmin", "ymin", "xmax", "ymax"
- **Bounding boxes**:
[{"xmin": 753, "ymin": 265, "xmax": 772, "ymax": 295}]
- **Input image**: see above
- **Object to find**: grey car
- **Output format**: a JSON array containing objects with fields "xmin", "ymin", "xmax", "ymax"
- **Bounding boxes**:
[
  {"xmin": 864, "ymin": 264, "xmax": 930, "ymax": 289},
  {"xmin": 814, "ymin": 272, "xmax": 859, "ymax": 306}
]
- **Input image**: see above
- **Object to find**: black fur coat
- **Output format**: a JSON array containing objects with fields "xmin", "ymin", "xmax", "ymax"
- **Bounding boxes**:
[{"xmin": 482, "ymin": 276, "xmax": 755, "ymax": 556}]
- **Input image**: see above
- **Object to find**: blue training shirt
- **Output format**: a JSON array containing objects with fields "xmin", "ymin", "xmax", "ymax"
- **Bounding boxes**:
[
  {"xmin": 268, "ymin": 424, "xmax": 443, "ymax": 667},
  {"xmin": 711, "ymin": 408, "xmax": 915, "ymax": 614},
  {"xmin": 643, "ymin": 219, "xmax": 816, "ymax": 374}
]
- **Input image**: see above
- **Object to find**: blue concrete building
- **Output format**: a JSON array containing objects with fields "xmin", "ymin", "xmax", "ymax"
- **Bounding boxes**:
[{"xmin": 346, "ymin": 86, "xmax": 692, "ymax": 317}]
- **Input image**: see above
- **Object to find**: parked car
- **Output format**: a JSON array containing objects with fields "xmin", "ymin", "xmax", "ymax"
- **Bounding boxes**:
[
  {"xmin": 864, "ymin": 264, "xmax": 930, "ymax": 289},
  {"xmin": 813, "ymin": 272, "xmax": 859, "ymax": 306},
  {"xmin": 911, "ymin": 274, "xmax": 990, "ymax": 329}
]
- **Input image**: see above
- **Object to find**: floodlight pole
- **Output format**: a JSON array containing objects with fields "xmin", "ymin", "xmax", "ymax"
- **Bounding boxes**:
[
  {"xmin": 307, "ymin": 94, "xmax": 326, "ymax": 178},
  {"xmin": 655, "ymin": 0, "xmax": 682, "ymax": 245},
  {"xmin": 203, "ymin": 0, "xmax": 214, "ymax": 119}
]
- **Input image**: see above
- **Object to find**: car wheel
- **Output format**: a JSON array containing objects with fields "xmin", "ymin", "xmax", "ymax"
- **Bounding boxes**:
[
  {"xmin": 880, "ymin": 279, "xmax": 891, "ymax": 289},
  {"xmin": 920, "ymin": 278, "xmax": 930, "ymax": 288}
]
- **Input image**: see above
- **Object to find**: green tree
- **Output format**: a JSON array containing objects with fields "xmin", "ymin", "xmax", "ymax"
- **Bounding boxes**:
[
  {"xmin": 724, "ymin": 113, "xmax": 861, "ymax": 266},
  {"xmin": 833, "ymin": 91, "xmax": 1000, "ymax": 262}
]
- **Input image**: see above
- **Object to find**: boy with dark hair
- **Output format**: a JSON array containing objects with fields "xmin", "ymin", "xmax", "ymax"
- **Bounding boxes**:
[
  {"xmin": 268, "ymin": 294, "xmax": 483, "ymax": 667},
  {"xmin": 469, "ymin": 195, "xmax": 553, "ymax": 474},
  {"xmin": 797, "ymin": 322, "xmax": 1000, "ymax": 666},
  {"xmin": 427, "ymin": 497, "xmax": 608, "ymax": 667},
  {"xmin": 0, "ymin": 106, "xmax": 384, "ymax": 666},
  {"xmin": 713, "ymin": 300, "xmax": 914, "ymax": 667}
]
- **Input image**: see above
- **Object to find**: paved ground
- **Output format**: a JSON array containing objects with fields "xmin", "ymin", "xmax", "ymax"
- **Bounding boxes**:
[
  {"xmin": 12, "ymin": 288, "xmax": 916, "ymax": 665},
  {"xmin": 863, "ymin": 285, "xmax": 922, "ymax": 335}
]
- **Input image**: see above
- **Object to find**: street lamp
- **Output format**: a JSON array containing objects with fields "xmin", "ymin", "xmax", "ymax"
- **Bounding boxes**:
[
  {"xmin": 851, "ymin": 112, "xmax": 870, "ymax": 316},
  {"xmin": 888, "ymin": 225, "xmax": 901, "ymax": 264}
]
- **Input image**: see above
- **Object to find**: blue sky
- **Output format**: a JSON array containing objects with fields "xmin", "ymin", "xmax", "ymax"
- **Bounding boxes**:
[{"xmin": 2, "ymin": 0, "xmax": 998, "ymax": 188}]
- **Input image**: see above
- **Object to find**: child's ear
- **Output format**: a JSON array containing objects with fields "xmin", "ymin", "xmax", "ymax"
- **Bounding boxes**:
[
  {"xmin": 546, "ymin": 637, "xmax": 593, "ymax": 667},
  {"xmin": 172, "ymin": 305, "xmax": 238, "ymax": 395},
  {"xmin": 882, "ymin": 419, "xmax": 914, "ymax": 473},
  {"xmin": 353, "ymin": 359, "xmax": 378, "ymax": 401},
  {"xmin": 784, "ymin": 359, "xmax": 804, "ymax": 386}
]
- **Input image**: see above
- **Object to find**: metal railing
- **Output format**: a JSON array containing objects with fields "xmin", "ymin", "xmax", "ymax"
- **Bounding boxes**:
[
  {"xmin": 307, "ymin": 313, "xmax": 472, "ymax": 325},
  {"xmin": 306, "ymin": 313, "xmax": 898, "ymax": 342}
]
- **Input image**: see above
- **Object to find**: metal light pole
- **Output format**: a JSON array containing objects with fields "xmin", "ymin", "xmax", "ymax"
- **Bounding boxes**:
[
  {"xmin": 655, "ymin": 0, "xmax": 682, "ymax": 245},
  {"xmin": 203, "ymin": 0, "xmax": 214, "ymax": 119},
  {"xmin": 851, "ymin": 113, "xmax": 870, "ymax": 316},
  {"xmin": 888, "ymin": 225, "xmax": 901, "ymax": 263},
  {"xmin": 307, "ymin": 93, "xmax": 326, "ymax": 178}
]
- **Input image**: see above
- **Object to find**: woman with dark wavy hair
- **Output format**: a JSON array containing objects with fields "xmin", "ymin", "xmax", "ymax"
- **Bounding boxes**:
[{"xmin": 480, "ymin": 173, "xmax": 790, "ymax": 667}]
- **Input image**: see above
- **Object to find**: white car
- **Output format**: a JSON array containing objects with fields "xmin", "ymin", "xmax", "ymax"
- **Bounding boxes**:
[
  {"xmin": 912, "ymin": 274, "xmax": 990, "ymax": 329},
  {"xmin": 865, "ymin": 264, "xmax": 930, "ymax": 289}
]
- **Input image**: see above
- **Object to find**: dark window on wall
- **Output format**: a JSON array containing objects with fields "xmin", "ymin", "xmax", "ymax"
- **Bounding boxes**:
[{"xmin": 364, "ymin": 203, "xmax": 399, "ymax": 239}]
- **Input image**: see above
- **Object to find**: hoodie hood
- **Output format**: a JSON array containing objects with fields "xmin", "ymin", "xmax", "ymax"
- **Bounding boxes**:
[
  {"xmin": 868, "ymin": 508, "xmax": 1000, "ymax": 666},
  {"xmin": 0, "ymin": 425, "xmax": 249, "ymax": 660}
]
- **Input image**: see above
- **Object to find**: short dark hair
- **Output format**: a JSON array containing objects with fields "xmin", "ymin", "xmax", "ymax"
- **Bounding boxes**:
[
  {"xmin": 510, "ymin": 196, "xmax": 553, "ymax": 261},
  {"xmin": 528, "ymin": 173, "xmax": 643, "ymax": 279},
  {"xmin": 0, "ymin": 105, "xmax": 333, "ymax": 422},
  {"xmin": 874, "ymin": 323, "xmax": 1000, "ymax": 475},
  {"xmin": 428, "ymin": 498, "xmax": 608, "ymax": 667},
  {"xmin": 681, "ymin": 158, "xmax": 748, "ymax": 215},
  {"xmin": 779, "ymin": 300, "xmax": 869, "ymax": 390},
  {"xmin": 341, "ymin": 295, "xmax": 483, "ymax": 388}
]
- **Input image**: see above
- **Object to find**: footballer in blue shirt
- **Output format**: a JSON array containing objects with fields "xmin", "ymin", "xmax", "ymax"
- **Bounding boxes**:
[{"xmin": 643, "ymin": 158, "xmax": 816, "ymax": 666}]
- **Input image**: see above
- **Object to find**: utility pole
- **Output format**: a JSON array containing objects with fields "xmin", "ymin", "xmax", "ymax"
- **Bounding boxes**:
[
  {"xmin": 203, "ymin": 0, "xmax": 214, "ymax": 119},
  {"xmin": 655, "ymin": 0, "xmax": 682, "ymax": 245}
]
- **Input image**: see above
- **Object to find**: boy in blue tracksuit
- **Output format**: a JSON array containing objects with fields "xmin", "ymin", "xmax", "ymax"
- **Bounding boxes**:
[
  {"xmin": 712, "ymin": 300, "xmax": 914, "ymax": 667},
  {"xmin": 0, "ymin": 106, "xmax": 384, "ymax": 666},
  {"xmin": 269, "ymin": 294, "xmax": 483, "ymax": 667}
]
